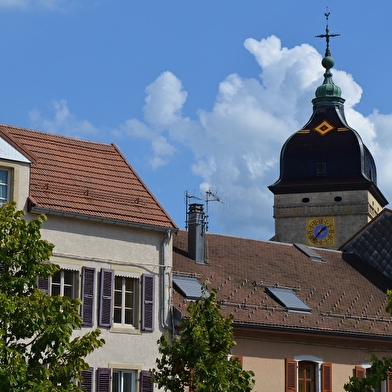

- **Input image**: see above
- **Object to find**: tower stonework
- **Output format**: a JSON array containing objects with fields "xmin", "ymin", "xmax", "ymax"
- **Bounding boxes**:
[{"xmin": 269, "ymin": 19, "xmax": 388, "ymax": 249}]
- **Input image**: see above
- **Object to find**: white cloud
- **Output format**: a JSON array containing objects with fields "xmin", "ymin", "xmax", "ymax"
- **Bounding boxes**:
[
  {"xmin": 31, "ymin": 35, "xmax": 392, "ymax": 239},
  {"xmin": 29, "ymin": 100, "xmax": 98, "ymax": 138},
  {"xmin": 143, "ymin": 71, "xmax": 187, "ymax": 126},
  {"xmin": 114, "ymin": 34, "xmax": 392, "ymax": 239}
]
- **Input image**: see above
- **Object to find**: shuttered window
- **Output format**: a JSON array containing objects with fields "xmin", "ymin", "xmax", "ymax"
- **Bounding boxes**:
[
  {"xmin": 286, "ymin": 359, "xmax": 332, "ymax": 392},
  {"xmin": 37, "ymin": 269, "xmax": 78, "ymax": 298},
  {"xmin": 114, "ymin": 276, "xmax": 138, "ymax": 326},
  {"xmin": 97, "ymin": 368, "xmax": 111, "ymax": 392},
  {"xmin": 99, "ymin": 269, "xmax": 114, "ymax": 327},
  {"xmin": 286, "ymin": 359, "xmax": 297, "ymax": 392},
  {"xmin": 80, "ymin": 368, "xmax": 93, "ymax": 392},
  {"xmin": 140, "ymin": 370, "xmax": 153, "ymax": 392},
  {"xmin": 322, "ymin": 363, "xmax": 332, "ymax": 392},
  {"xmin": 37, "ymin": 276, "xmax": 50, "ymax": 294},
  {"xmin": 81, "ymin": 267, "xmax": 95, "ymax": 326},
  {"xmin": 141, "ymin": 274, "xmax": 154, "ymax": 331}
]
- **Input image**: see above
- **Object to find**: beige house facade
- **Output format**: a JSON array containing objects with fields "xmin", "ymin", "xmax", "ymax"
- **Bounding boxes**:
[{"xmin": 0, "ymin": 124, "xmax": 178, "ymax": 392}]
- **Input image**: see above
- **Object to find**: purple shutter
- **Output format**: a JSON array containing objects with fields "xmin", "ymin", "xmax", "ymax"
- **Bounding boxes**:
[
  {"xmin": 80, "ymin": 367, "xmax": 93, "ymax": 392},
  {"xmin": 140, "ymin": 370, "xmax": 154, "ymax": 392},
  {"xmin": 37, "ymin": 277, "xmax": 49, "ymax": 294},
  {"xmin": 141, "ymin": 274, "xmax": 154, "ymax": 331},
  {"xmin": 97, "ymin": 368, "xmax": 111, "ymax": 392},
  {"xmin": 81, "ymin": 267, "xmax": 95, "ymax": 326},
  {"xmin": 99, "ymin": 269, "xmax": 113, "ymax": 327}
]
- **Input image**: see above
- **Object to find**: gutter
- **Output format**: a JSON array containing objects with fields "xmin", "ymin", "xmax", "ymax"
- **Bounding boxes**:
[
  {"xmin": 160, "ymin": 229, "xmax": 173, "ymax": 331},
  {"xmin": 29, "ymin": 204, "xmax": 178, "ymax": 233}
]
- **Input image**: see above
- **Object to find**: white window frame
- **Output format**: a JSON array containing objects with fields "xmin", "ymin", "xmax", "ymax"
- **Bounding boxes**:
[
  {"xmin": 112, "ymin": 369, "xmax": 137, "ymax": 392},
  {"xmin": 294, "ymin": 355, "xmax": 323, "ymax": 392},
  {"xmin": 113, "ymin": 276, "xmax": 139, "ymax": 327},
  {"xmin": 0, "ymin": 168, "xmax": 10, "ymax": 206},
  {"xmin": 50, "ymin": 269, "xmax": 78, "ymax": 299}
]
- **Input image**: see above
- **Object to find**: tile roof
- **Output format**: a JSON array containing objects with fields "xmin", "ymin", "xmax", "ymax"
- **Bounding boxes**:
[
  {"xmin": 340, "ymin": 209, "xmax": 392, "ymax": 281},
  {"xmin": 0, "ymin": 124, "xmax": 177, "ymax": 230},
  {"xmin": 173, "ymin": 231, "xmax": 392, "ymax": 339}
]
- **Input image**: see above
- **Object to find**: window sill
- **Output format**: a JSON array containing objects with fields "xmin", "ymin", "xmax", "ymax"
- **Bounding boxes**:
[{"xmin": 110, "ymin": 325, "xmax": 141, "ymax": 335}]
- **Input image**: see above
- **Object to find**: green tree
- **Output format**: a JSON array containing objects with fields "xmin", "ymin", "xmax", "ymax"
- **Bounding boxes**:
[
  {"xmin": 152, "ymin": 287, "xmax": 255, "ymax": 392},
  {"xmin": 344, "ymin": 290, "xmax": 392, "ymax": 392},
  {"xmin": 0, "ymin": 203, "xmax": 104, "ymax": 391}
]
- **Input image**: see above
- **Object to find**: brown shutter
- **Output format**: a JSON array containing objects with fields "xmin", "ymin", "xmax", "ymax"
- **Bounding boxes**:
[
  {"xmin": 286, "ymin": 358, "xmax": 297, "ymax": 392},
  {"xmin": 322, "ymin": 362, "xmax": 332, "ymax": 392},
  {"xmin": 141, "ymin": 274, "xmax": 154, "ymax": 331},
  {"xmin": 140, "ymin": 370, "xmax": 154, "ymax": 392},
  {"xmin": 97, "ymin": 368, "xmax": 111, "ymax": 392},
  {"xmin": 80, "ymin": 367, "xmax": 93, "ymax": 392},
  {"xmin": 355, "ymin": 366, "xmax": 365, "ymax": 380},
  {"xmin": 37, "ymin": 276, "xmax": 49, "ymax": 294},
  {"xmin": 387, "ymin": 373, "xmax": 392, "ymax": 392},
  {"xmin": 81, "ymin": 267, "xmax": 95, "ymax": 326},
  {"xmin": 99, "ymin": 269, "xmax": 113, "ymax": 327}
]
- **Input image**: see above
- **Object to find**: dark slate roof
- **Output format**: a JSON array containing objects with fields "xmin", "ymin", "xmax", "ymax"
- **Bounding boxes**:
[
  {"xmin": 0, "ymin": 124, "xmax": 177, "ymax": 230},
  {"xmin": 269, "ymin": 56, "xmax": 387, "ymax": 207},
  {"xmin": 340, "ymin": 209, "xmax": 392, "ymax": 280},
  {"xmin": 173, "ymin": 231, "xmax": 392, "ymax": 338}
]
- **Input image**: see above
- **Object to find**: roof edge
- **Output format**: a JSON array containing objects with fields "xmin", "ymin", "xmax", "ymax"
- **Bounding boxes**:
[{"xmin": 29, "ymin": 202, "xmax": 179, "ymax": 233}]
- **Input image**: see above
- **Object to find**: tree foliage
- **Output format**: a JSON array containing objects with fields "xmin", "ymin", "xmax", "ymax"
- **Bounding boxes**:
[
  {"xmin": 0, "ymin": 203, "xmax": 104, "ymax": 391},
  {"xmin": 343, "ymin": 289, "xmax": 392, "ymax": 391},
  {"xmin": 152, "ymin": 287, "xmax": 255, "ymax": 392}
]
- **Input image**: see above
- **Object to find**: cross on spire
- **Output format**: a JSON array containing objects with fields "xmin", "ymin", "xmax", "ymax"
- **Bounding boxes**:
[{"xmin": 316, "ymin": 9, "xmax": 340, "ymax": 57}]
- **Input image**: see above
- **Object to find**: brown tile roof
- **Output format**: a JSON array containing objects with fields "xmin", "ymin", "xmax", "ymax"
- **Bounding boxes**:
[
  {"xmin": 0, "ymin": 124, "xmax": 177, "ymax": 230},
  {"xmin": 173, "ymin": 231, "xmax": 392, "ymax": 339}
]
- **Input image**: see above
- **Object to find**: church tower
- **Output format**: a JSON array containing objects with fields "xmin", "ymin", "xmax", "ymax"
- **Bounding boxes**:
[{"xmin": 268, "ymin": 14, "xmax": 388, "ymax": 249}]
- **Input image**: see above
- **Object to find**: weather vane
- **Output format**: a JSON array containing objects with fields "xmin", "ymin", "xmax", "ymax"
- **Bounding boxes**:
[{"xmin": 315, "ymin": 8, "xmax": 340, "ymax": 57}]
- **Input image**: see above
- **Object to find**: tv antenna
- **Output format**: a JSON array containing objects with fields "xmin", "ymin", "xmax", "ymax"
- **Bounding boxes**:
[{"xmin": 185, "ymin": 189, "xmax": 227, "ymax": 231}]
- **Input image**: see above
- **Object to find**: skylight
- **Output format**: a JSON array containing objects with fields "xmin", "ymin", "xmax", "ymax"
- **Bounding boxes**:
[
  {"xmin": 266, "ymin": 287, "xmax": 311, "ymax": 312},
  {"xmin": 173, "ymin": 276, "xmax": 206, "ymax": 300}
]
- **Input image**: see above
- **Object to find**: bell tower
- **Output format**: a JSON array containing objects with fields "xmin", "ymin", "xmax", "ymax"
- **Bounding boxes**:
[{"xmin": 268, "ymin": 13, "xmax": 388, "ymax": 248}]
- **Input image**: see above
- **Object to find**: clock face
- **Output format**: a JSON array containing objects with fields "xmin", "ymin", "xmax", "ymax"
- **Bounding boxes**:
[{"xmin": 306, "ymin": 217, "xmax": 336, "ymax": 247}]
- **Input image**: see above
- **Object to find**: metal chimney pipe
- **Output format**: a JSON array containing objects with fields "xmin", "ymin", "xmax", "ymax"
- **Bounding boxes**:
[{"xmin": 187, "ymin": 203, "xmax": 205, "ymax": 264}]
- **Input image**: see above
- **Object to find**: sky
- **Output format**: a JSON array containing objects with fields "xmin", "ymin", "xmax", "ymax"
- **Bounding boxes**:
[{"xmin": 1, "ymin": 0, "xmax": 392, "ymax": 240}]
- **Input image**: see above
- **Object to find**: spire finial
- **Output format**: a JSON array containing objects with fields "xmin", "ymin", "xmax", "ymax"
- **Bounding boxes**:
[{"xmin": 316, "ymin": 8, "xmax": 340, "ymax": 57}]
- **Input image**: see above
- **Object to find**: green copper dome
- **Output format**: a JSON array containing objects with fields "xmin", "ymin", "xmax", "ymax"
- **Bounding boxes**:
[{"xmin": 314, "ymin": 55, "xmax": 342, "ymax": 100}]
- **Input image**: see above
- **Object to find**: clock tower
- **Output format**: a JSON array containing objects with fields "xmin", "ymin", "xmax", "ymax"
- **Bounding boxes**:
[{"xmin": 268, "ymin": 15, "xmax": 388, "ymax": 248}]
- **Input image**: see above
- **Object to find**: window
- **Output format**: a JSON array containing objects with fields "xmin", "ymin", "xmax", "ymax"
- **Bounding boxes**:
[
  {"xmin": 355, "ymin": 365, "xmax": 392, "ymax": 392},
  {"xmin": 38, "ymin": 269, "xmax": 78, "ymax": 299},
  {"xmin": 114, "ymin": 276, "xmax": 138, "ymax": 326},
  {"xmin": 98, "ymin": 269, "xmax": 155, "ymax": 331},
  {"xmin": 112, "ymin": 370, "xmax": 137, "ymax": 392},
  {"xmin": 0, "ymin": 169, "xmax": 10, "ymax": 205},
  {"xmin": 94, "ymin": 369, "xmax": 153, "ymax": 392},
  {"xmin": 316, "ymin": 163, "xmax": 326, "ymax": 175},
  {"xmin": 286, "ymin": 358, "xmax": 331, "ymax": 392},
  {"xmin": 51, "ymin": 270, "xmax": 78, "ymax": 298},
  {"xmin": 299, "ymin": 361, "xmax": 316, "ymax": 392}
]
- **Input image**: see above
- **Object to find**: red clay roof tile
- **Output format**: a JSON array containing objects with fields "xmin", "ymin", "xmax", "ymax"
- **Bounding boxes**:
[
  {"xmin": 173, "ymin": 231, "xmax": 392, "ymax": 338},
  {"xmin": 0, "ymin": 124, "xmax": 177, "ymax": 230}
]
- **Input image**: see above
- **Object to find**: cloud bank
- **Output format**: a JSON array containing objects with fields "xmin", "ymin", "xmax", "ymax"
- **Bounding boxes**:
[{"xmin": 32, "ymin": 35, "xmax": 392, "ymax": 240}]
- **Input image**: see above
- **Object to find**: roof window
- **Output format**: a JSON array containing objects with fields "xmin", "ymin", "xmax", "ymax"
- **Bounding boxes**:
[
  {"xmin": 266, "ymin": 287, "xmax": 311, "ymax": 312},
  {"xmin": 173, "ymin": 276, "xmax": 206, "ymax": 300}
]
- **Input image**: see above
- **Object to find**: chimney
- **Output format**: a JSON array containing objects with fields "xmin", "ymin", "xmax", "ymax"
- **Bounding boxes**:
[{"xmin": 188, "ymin": 203, "xmax": 205, "ymax": 264}]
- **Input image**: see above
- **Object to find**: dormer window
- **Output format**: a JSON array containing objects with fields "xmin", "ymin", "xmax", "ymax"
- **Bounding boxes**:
[
  {"xmin": 0, "ymin": 169, "xmax": 10, "ymax": 205},
  {"xmin": 316, "ymin": 163, "xmax": 326, "ymax": 175}
]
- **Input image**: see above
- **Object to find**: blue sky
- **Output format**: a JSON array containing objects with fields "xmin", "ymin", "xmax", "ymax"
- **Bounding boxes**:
[{"xmin": 1, "ymin": 0, "xmax": 392, "ymax": 240}]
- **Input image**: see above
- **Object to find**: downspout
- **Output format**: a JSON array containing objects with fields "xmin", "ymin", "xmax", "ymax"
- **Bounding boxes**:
[{"xmin": 160, "ymin": 229, "xmax": 172, "ymax": 331}]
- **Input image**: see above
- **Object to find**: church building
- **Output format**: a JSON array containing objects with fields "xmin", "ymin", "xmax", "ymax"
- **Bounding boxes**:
[{"xmin": 268, "ymin": 18, "xmax": 388, "ymax": 249}]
